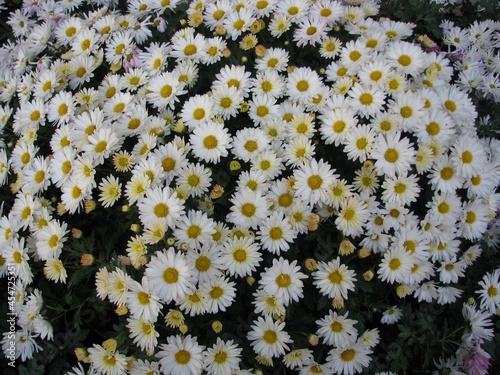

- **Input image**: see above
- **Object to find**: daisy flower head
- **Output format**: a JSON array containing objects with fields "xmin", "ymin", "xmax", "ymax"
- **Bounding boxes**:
[
  {"xmin": 145, "ymin": 247, "xmax": 195, "ymax": 304},
  {"xmin": 316, "ymin": 310, "xmax": 358, "ymax": 347},
  {"xmin": 256, "ymin": 47, "xmax": 290, "ymax": 72},
  {"xmin": 157, "ymin": 335, "xmax": 205, "ymax": 375},
  {"xmin": 343, "ymin": 124, "xmax": 376, "ymax": 163},
  {"xmin": 125, "ymin": 276, "xmax": 163, "ymax": 323},
  {"xmin": 185, "ymin": 242, "xmax": 225, "ymax": 285},
  {"xmin": 180, "ymin": 94, "xmax": 214, "ymax": 130},
  {"xmin": 259, "ymin": 257, "xmax": 308, "ymax": 306},
  {"xmin": 377, "ymin": 247, "xmax": 413, "ymax": 284},
  {"xmin": 381, "ymin": 306, "xmax": 402, "ymax": 324},
  {"xmin": 176, "ymin": 162, "xmax": 212, "ymax": 198},
  {"xmin": 371, "ymin": 132, "xmax": 416, "ymax": 178},
  {"xmin": 44, "ymin": 258, "xmax": 67, "ymax": 284},
  {"xmin": 293, "ymin": 15, "xmax": 331, "ymax": 47},
  {"xmin": 146, "ymin": 71, "xmax": 186, "ymax": 111},
  {"xmin": 347, "ymin": 83, "xmax": 386, "ymax": 119},
  {"xmin": 476, "ymin": 270, "xmax": 500, "ymax": 315},
  {"xmin": 138, "ymin": 186, "xmax": 184, "ymax": 229},
  {"xmin": 221, "ymin": 235, "xmax": 263, "ymax": 278},
  {"xmin": 35, "ymin": 219, "xmax": 68, "ymax": 261},
  {"xmin": 257, "ymin": 210, "xmax": 297, "ymax": 254},
  {"xmin": 248, "ymin": 315, "xmax": 292, "ymax": 358},
  {"xmin": 286, "ymin": 67, "xmax": 323, "ymax": 105},
  {"xmin": 127, "ymin": 317, "xmax": 159, "ymax": 354},
  {"xmin": 88, "ymin": 344, "xmax": 128, "ymax": 375},
  {"xmin": 386, "ymin": 40, "xmax": 427, "ymax": 77},
  {"xmin": 459, "ymin": 199, "xmax": 491, "ymax": 241},
  {"xmin": 199, "ymin": 275, "xmax": 236, "ymax": 313},
  {"xmin": 381, "ymin": 173, "xmax": 420, "ymax": 206},
  {"xmin": 227, "ymin": 187, "xmax": 269, "ymax": 230},
  {"xmin": 319, "ymin": 107, "xmax": 358, "ymax": 146},
  {"xmin": 450, "ymin": 135, "xmax": 488, "ymax": 179},
  {"xmin": 203, "ymin": 338, "xmax": 242, "ymax": 375},
  {"xmin": 313, "ymin": 257, "xmax": 356, "ymax": 300},
  {"xmin": 326, "ymin": 340, "xmax": 373, "ymax": 375},
  {"xmin": 293, "ymin": 158, "xmax": 338, "ymax": 205},
  {"xmin": 335, "ymin": 196, "xmax": 369, "ymax": 238},
  {"xmin": 252, "ymin": 289, "xmax": 287, "ymax": 317},
  {"xmin": 211, "ymin": 85, "xmax": 243, "ymax": 120}
]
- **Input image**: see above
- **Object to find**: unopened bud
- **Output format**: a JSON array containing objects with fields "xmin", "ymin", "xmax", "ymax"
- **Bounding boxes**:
[
  {"xmin": 255, "ymin": 45, "xmax": 266, "ymax": 57},
  {"xmin": 246, "ymin": 276, "xmax": 255, "ymax": 286},
  {"xmin": 115, "ymin": 306, "xmax": 128, "ymax": 316},
  {"xmin": 332, "ymin": 297, "xmax": 344, "ymax": 309},
  {"xmin": 363, "ymin": 270, "xmax": 374, "ymax": 281},
  {"xmin": 396, "ymin": 285, "xmax": 411, "ymax": 298},
  {"xmin": 102, "ymin": 338, "xmax": 117, "ymax": 353},
  {"xmin": 339, "ymin": 240, "xmax": 355, "ymax": 256},
  {"xmin": 358, "ymin": 248, "xmax": 371, "ymax": 258},
  {"xmin": 74, "ymin": 348, "xmax": 88, "ymax": 362},
  {"xmin": 80, "ymin": 254, "xmax": 95, "ymax": 266},
  {"xmin": 121, "ymin": 205, "xmax": 130, "ymax": 212},
  {"xmin": 72, "ymin": 228, "xmax": 83, "ymax": 239},
  {"xmin": 230, "ymin": 160, "xmax": 241, "ymax": 171},
  {"xmin": 308, "ymin": 334, "xmax": 319, "ymax": 346},
  {"xmin": 179, "ymin": 324, "xmax": 188, "ymax": 334},
  {"xmin": 304, "ymin": 258, "xmax": 318, "ymax": 271},
  {"xmin": 212, "ymin": 321, "xmax": 223, "ymax": 333},
  {"xmin": 130, "ymin": 224, "xmax": 141, "ymax": 233},
  {"xmin": 84, "ymin": 200, "xmax": 97, "ymax": 213}
]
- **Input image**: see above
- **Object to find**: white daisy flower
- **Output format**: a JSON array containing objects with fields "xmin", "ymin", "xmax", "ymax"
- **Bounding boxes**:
[
  {"xmin": 371, "ymin": 132, "xmax": 416, "ymax": 178},
  {"xmin": 248, "ymin": 315, "xmax": 292, "ymax": 358},
  {"xmin": 157, "ymin": 335, "xmax": 205, "ymax": 375},
  {"xmin": 259, "ymin": 257, "xmax": 308, "ymax": 306},
  {"xmin": 313, "ymin": 257, "xmax": 356, "ymax": 300},
  {"xmin": 221, "ymin": 235, "xmax": 263, "ymax": 278},
  {"xmin": 316, "ymin": 310, "xmax": 358, "ymax": 347}
]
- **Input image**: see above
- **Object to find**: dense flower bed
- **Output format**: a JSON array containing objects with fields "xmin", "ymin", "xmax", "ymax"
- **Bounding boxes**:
[{"xmin": 0, "ymin": 0, "xmax": 499, "ymax": 374}]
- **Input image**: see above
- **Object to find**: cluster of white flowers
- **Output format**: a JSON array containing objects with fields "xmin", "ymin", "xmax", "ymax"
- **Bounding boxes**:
[
  {"xmin": 441, "ymin": 18, "xmax": 500, "ymax": 102},
  {"xmin": 0, "ymin": 0, "xmax": 499, "ymax": 374}
]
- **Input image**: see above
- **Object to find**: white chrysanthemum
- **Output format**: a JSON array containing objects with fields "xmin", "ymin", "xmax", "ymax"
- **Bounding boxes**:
[
  {"xmin": 335, "ymin": 196, "xmax": 369, "ymax": 238},
  {"xmin": 221, "ymin": 235, "xmax": 263, "ymax": 278},
  {"xmin": 145, "ymin": 247, "xmax": 195, "ymax": 304},
  {"xmin": 377, "ymin": 248, "xmax": 413, "ymax": 284},
  {"xmin": 127, "ymin": 317, "xmax": 159, "ymax": 353},
  {"xmin": 294, "ymin": 158, "xmax": 338, "ymax": 205},
  {"xmin": 371, "ymin": 132, "xmax": 416, "ymax": 178},
  {"xmin": 227, "ymin": 187, "xmax": 269, "ymax": 230},
  {"xmin": 35, "ymin": 220, "xmax": 68, "ymax": 261},
  {"xmin": 257, "ymin": 211, "xmax": 297, "ymax": 254},
  {"xmin": 186, "ymin": 243, "xmax": 225, "ymax": 285},
  {"xmin": 347, "ymin": 83, "xmax": 386, "ymax": 119},
  {"xmin": 157, "ymin": 335, "xmax": 205, "ymax": 375},
  {"xmin": 326, "ymin": 341, "xmax": 373, "ymax": 375},
  {"xmin": 199, "ymin": 275, "xmax": 236, "ymax": 313},
  {"xmin": 259, "ymin": 257, "xmax": 308, "ymax": 306},
  {"xmin": 88, "ymin": 344, "xmax": 128, "ymax": 375},
  {"xmin": 248, "ymin": 315, "xmax": 293, "ymax": 358},
  {"xmin": 313, "ymin": 257, "xmax": 356, "ymax": 300},
  {"xmin": 316, "ymin": 310, "xmax": 358, "ymax": 347},
  {"xmin": 211, "ymin": 85, "xmax": 243, "ymax": 120},
  {"xmin": 203, "ymin": 338, "xmax": 242, "ymax": 375},
  {"xmin": 125, "ymin": 276, "xmax": 162, "ymax": 323},
  {"xmin": 138, "ymin": 186, "xmax": 184, "ymax": 229}
]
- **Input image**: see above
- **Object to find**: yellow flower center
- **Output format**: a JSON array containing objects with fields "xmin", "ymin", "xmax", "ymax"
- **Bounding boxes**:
[
  {"xmin": 359, "ymin": 93, "xmax": 373, "ymax": 105},
  {"xmin": 329, "ymin": 271, "xmax": 342, "ymax": 284},
  {"xmin": 66, "ymin": 26, "xmax": 76, "ymax": 37},
  {"xmin": 307, "ymin": 175, "xmax": 323, "ymax": 190},
  {"xmin": 384, "ymin": 148, "xmax": 399, "ymax": 163},
  {"xmin": 241, "ymin": 203, "xmax": 256, "ymax": 217},
  {"xmin": 163, "ymin": 267, "xmax": 179, "ymax": 283},
  {"xmin": 195, "ymin": 255, "xmax": 211, "ymax": 271},
  {"xmin": 162, "ymin": 157, "xmax": 175, "ymax": 172},
  {"xmin": 48, "ymin": 235, "xmax": 59, "ymax": 248},
  {"xmin": 203, "ymin": 135, "xmax": 218, "ymax": 150},
  {"xmin": 440, "ymin": 167, "xmax": 454, "ymax": 180},
  {"xmin": 444, "ymin": 100, "xmax": 457, "ymax": 112},
  {"xmin": 465, "ymin": 211, "xmax": 476, "ymax": 224},
  {"xmin": 175, "ymin": 350, "xmax": 191, "ymax": 364},
  {"xmin": 256, "ymin": 106, "xmax": 269, "ymax": 117},
  {"xmin": 398, "ymin": 55, "xmax": 411, "ymax": 66},
  {"xmin": 438, "ymin": 202, "xmax": 449, "ymax": 214},
  {"xmin": 394, "ymin": 183, "xmax": 406, "ymax": 194},
  {"xmin": 296, "ymin": 80, "xmax": 309, "ymax": 92},
  {"xmin": 187, "ymin": 225, "xmax": 202, "ymax": 239},
  {"xmin": 214, "ymin": 351, "xmax": 227, "ymax": 363},
  {"xmin": 349, "ymin": 50, "xmax": 361, "ymax": 61},
  {"xmin": 306, "ymin": 26, "xmax": 317, "ymax": 36},
  {"xmin": 389, "ymin": 258, "xmax": 401, "ymax": 270},
  {"xmin": 114, "ymin": 103, "xmax": 125, "ymax": 113},
  {"xmin": 233, "ymin": 249, "xmax": 247, "ymax": 262},
  {"xmin": 137, "ymin": 291, "xmax": 150, "ymax": 305},
  {"xmin": 462, "ymin": 150, "xmax": 473, "ymax": 164},
  {"xmin": 184, "ymin": 44, "xmax": 197, "ymax": 56},
  {"xmin": 263, "ymin": 330, "xmax": 278, "ymax": 343},
  {"xmin": 487, "ymin": 285, "xmax": 498, "ymax": 297},
  {"xmin": 278, "ymin": 193, "xmax": 293, "ymax": 208},
  {"xmin": 341, "ymin": 349, "xmax": 355, "ymax": 362},
  {"xmin": 188, "ymin": 175, "xmax": 200, "ymax": 187},
  {"xmin": 330, "ymin": 321, "xmax": 343, "ymax": 332},
  {"xmin": 210, "ymin": 286, "xmax": 223, "ymax": 299},
  {"xmin": 244, "ymin": 140, "xmax": 258, "ymax": 152},
  {"xmin": 193, "ymin": 108, "xmax": 205, "ymax": 121},
  {"xmin": 276, "ymin": 273, "xmax": 291, "ymax": 287},
  {"xmin": 356, "ymin": 138, "xmax": 368, "ymax": 150},
  {"xmin": 269, "ymin": 227, "xmax": 283, "ymax": 240},
  {"xmin": 400, "ymin": 106, "xmax": 412, "ymax": 118},
  {"xmin": 220, "ymin": 97, "xmax": 232, "ymax": 108},
  {"xmin": 154, "ymin": 203, "xmax": 169, "ymax": 218}
]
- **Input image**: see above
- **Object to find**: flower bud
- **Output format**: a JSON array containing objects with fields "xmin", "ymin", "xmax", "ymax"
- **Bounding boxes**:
[
  {"xmin": 363, "ymin": 270, "xmax": 374, "ymax": 281},
  {"xmin": 339, "ymin": 240, "xmax": 355, "ymax": 256},
  {"xmin": 115, "ymin": 306, "xmax": 128, "ymax": 316},
  {"xmin": 396, "ymin": 285, "xmax": 411, "ymax": 298},
  {"xmin": 308, "ymin": 334, "xmax": 319, "ymax": 346},
  {"xmin": 57, "ymin": 202, "xmax": 67, "ymax": 216},
  {"xmin": 80, "ymin": 254, "xmax": 95, "ymax": 266},
  {"xmin": 167, "ymin": 237, "xmax": 175, "ymax": 246},
  {"xmin": 304, "ymin": 258, "xmax": 318, "ymax": 271},
  {"xmin": 74, "ymin": 348, "xmax": 88, "ymax": 362},
  {"xmin": 332, "ymin": 297, "xmax": 344, "ymax": 309},
  {"xmin": 72, "ymin": 228, "xmax": 83, "ymax": 239},
  {"xmin": 102, "ymin": 338, "xmax": 117, "ymax": 353},
  {"xmin": 179, "ymin": 324, "xmax": 188, "ymax": 334},
  {"xmin": 358, "ymin": 248, "xmax": 371, "ymax": 258},
  {"xmin": 246, "ymin": 276, "xmax": 256, "ymax": 286},
  {"xmin": 121, "ymin": 205, "xmax": 130, "ymax": 212},
  {"xmin": 130, "ymin": 224, "xmax": 141, "ymax": 233},
  {"xmin": 230, "ymin": 160, "xmax": 241, "ymax": 171},
  {"xmin": 255, "ymin": 45, "xmax": 266, "ymax": 57},
  {"xmin": 84, "ymin": 200, "xmax": 97, "ymax": 213},
  {"xmin": 212, "ymin": 321, "xmax": 223, "ymax": 333}
]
